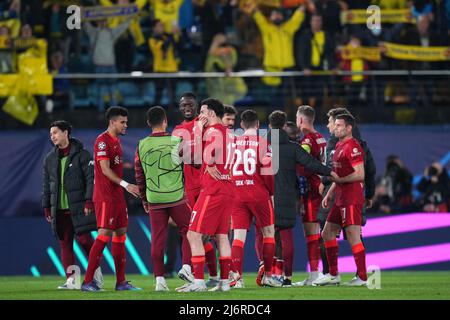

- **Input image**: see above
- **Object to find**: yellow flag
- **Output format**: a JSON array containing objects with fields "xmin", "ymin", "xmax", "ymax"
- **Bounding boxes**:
[
  {"xmin": 2, "ymin": 93, "xmax": 39, "ymax": 126},
  {"xmin": 383, "ymin": 42, "xmax": 450, "ymax": 61}
]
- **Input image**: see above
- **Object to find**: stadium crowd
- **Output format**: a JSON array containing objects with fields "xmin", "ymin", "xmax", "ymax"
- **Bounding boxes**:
[{"xmin": 1, "ymin": 0, "xmax": 450, "ymax": 115}]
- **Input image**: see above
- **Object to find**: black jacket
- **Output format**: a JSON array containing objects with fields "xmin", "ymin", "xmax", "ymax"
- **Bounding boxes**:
[
  {"xmin": 268, "ymin": 129, "xmax": 332, "ymax": 229},
  {"xmin": 42, "ymin": 138, "xmax": 97, "ymax": 237},
  {"xmin": 322, "ymin": 127, "xmax": 376, "ymax": 199},
  {"xmin": 297, "ymin": 29, "xmax": 336, "ymax": 70}
]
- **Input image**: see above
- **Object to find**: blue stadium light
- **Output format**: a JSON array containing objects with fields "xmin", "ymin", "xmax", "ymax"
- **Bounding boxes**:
[
  {"xmin": 124, "ymin": 234, "xmax": 150, "ymax": 275},
  {"xmin": 138, "ymin": 218, "xmax": 151, "ymax": 241},
  {"xmin": 30, "ymin": 265, "xmax": 41, "ymax": 277},
  {"xmin": 47, "ymin": 247, "xmax": 65, "ymax": 277},
  {"xmin": 91, "ymin": 231, "xmax": 116, "ymax": 273},
  {"xmin": 73, "ymin": 241, "xmax": 88, "ymax": 271}
]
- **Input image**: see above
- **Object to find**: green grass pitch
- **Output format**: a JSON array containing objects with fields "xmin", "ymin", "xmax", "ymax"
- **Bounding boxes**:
[{"xmin": 1, "ymin": 272, "xmax": 449, "ymax": 300}]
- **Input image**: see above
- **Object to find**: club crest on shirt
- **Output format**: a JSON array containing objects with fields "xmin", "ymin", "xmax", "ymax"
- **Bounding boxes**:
[{"xmin": 98, "ymin": 141, "xmax": 106, "ymax": 150}]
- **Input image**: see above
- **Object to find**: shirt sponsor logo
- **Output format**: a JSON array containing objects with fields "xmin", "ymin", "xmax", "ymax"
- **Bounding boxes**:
[
  {"xmin": 351, "ymin": 147, "xmax": 362, "ymax": 157},
  {"xmin": 114, "ymin": 155, "xmax": 120, "ymax": 165}
]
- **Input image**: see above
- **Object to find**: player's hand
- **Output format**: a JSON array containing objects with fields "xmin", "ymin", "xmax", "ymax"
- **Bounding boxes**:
[
  {"xmin": 205, "ymin": 165, "xmax": 222, "ymax": 181},
  {"xmin": 303, "ymin": 68, "xmax": 312, "ymax": 76},
  {"xmin": 318, "ymin": 183, "xmax": 325, "ymax": 196},
  {"xmin": 168, "ymin": 217, "xmax": 178, "ymax": 227},
  {"xmin": 330, "ymin": 171, "xmax": 340, "ymax": 183},
  {"xmin": 142, "ymin": 201, "xmax": 149, "ymax": 213},
  {"xmin": 365, "ymin": 198, "xmax": 373, "ymax": 209},
  {"xmin": 126, "ymin": 184, "xmax": 140, "ymax": 198},
  {"xmin": 84, "ymin": 200, "xmax": 94, "ymax": 215},
  {"xmin": 44, "ymin": 208, "xmax": 51, "ymax": 223},
  {"xmin": 322, "ymin": 195, "xmax": 330, "ymax": 209},
  {"xmin": 197, "ymin": 115, "xmax": 208, "ymax": 131}
]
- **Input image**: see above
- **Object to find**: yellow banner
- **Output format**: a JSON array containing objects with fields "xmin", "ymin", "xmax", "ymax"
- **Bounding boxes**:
[
  {"xmin": 340, "ymin": 45, "xmax": 381, "ymax": 62},
  {"xmin": 383, "ymin": 42, "xmax": 450, "ymax": 61},
  {"xmin": 341, "ymin": 9, "xmax": 415, "ymax": 25},
  {"xmin": 240, "ymin": 0, "xmax": 281, "ymax": 11}
]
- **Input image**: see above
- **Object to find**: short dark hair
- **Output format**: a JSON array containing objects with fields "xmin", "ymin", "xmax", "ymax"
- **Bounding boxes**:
[
  {"xmin": 297, "ymin": 105, "xmax": 315, "ymax": 122},
  {"xmin": 284, "ymin": 121, "xmax": 298, "ymax": 132},
  {"xmin": 146, "ymin": 106, "xmax": 166, "ymax": 127},
  {"xmin": 224, "ymin": 105, "xmax": 237, "ymax": 116},
  {"xmin": 268, "ymin": 110, "xmax": 287, "ymax": 129},
  {"xmin": 151, "ymin": 19, "xmax": 161, "ymax": 28},
  {"xmin": 327, "ymin": 107, "xmax": 351, "ymax": 119},
  {"xmin": 105, "ymin": 106, "xmax": 128, "ymax": 121},
  {"xmin": 201, "ymin": 98, "xmax": 224, "ymax": 118},
  {"xmin": 335, "ymin": 113, "xmax": 356, "ymax": 127},
  {"xmin": 50, "ymin": 120, "xmax": 72, "ymax": 136},
  {"xmin": 180, "ymin": 92, "xmax": 197, "ymax": 101},
  {"xmin": 240, "ymin": 109, "xmax": 258, "ymax": 129}
]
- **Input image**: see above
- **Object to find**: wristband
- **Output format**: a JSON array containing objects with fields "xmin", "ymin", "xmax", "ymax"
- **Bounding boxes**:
[{"xmin": 120, "ymin": 180, "xmax": 129, "ymax": 188}]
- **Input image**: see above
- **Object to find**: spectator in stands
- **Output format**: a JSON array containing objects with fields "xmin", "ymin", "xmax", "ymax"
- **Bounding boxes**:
[
  {"xmin": 84, "ymin": 18, "xmax": 131, "ymax": 112},
  {"xmin": 245, "ymin": 1, "xmax": 305, "ymax": 105},
  {"xmin": 44, "ymin": 2, "xmax": 70, "ymax": 62},
  {"xmin": 149, "ymin": 19, "xmax": 179, "ymax": 106},
  {"xmin": 193, "ymin": 0, "xmax": 236, "ymax": 58},
  {"xmin": 0, "ymin": 26, "xmax": 14, "ymax": 73},
  {"xmin": 20, "ymin": 23, "xmax": 32, "ymax": 38},
  {"xmin": 378, "ymin": 155, "xmax": 414, "ymax": 212},
  {"xmin": 297, "ymin": 13, "xmax": 337, "ymax": 109},
  {"xmin": 417, "ymin": 162, "xmax": 449, "ymax": 212},
  {"xmin": 205, "ymin": 33, "xmax": 247, "ymax": 105},
  {"xmin": 100, "ymin": 0, "xmax": 147, "ymax": 73},
  {"xmin": 312, "ymin": 0, "xmax": 342, "ymax": 40},
  {"xmin": 395, "ymin": 14, "xmax": 450, "ymax": 108},
  {"xmin": 46, "ymin": 51, "xmax": 72, "ymax": 112},
  {"xmin": 151, "ymin": 0, "xmax": 184, "ymax": 35},
  {"xmin": 338, "ymin": 35, "xmax": 369, "ymax": 108}
]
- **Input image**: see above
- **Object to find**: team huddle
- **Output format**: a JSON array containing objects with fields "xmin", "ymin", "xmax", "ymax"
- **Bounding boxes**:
[{"xmin": 44, "ymin": 92, "xmax": 373, "ymax": 293}]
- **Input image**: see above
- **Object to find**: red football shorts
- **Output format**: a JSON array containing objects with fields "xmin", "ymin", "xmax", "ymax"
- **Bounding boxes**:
[
  {"xmin": 326, "ymin": 204, "xmax": 363, "ymax": 227},
  {"xmin": 185, "ymin": 188, "xmax": 201, "ymax": 210},
  {"xmin": 189, "ymin": 192, "xmax": 232, "ymax": 236},
  {"xmin": 231, "ymin": 198, "xmax": 274, "ymax": 230},
  {"xmin": 302, "ymin": 197, "xmax": 322, "ymax": 223},
  {"xmin": 95, "ymin": 201, "xmax": 128, "ymax": 230}
]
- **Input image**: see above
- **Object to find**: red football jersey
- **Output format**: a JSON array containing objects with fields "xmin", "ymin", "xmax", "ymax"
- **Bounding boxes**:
[
  {"xmin": 173, "ymin": 117, "xmax": 202, "ymax": 192},
  {"xmin": 231, "ymin": 134, "xmax": 274, "ymax": 201},
  {"xmin": 200, "ymin": 123, "xmax": 234, "ymax": 195},
  {"xmin": 296, "ymin": 131, "xmax": 327, "ymax": 198},
  {"xmin": 93, "ymin": 131, "xmax": 125, "ymax": 203},
  {"xmin": 333, "ymin": 137, "xmax": 365, "ymax": 206}
]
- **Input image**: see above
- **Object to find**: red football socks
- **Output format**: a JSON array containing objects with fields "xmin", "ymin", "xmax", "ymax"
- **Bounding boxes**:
[
  {"xmin": 204, "ymin": 242, "xmax": 218, "ymax": 277},
  {"xmin": 84, "ymin": 234, "xmax": 109, "ymax": 283},
  {"xmin": 279, "ymin": 228, "xmax": 294, "ymax": 277},
  {"xmin": 219, "ymin": 256, "xmax": 232, "ymax": 280},
  {"xmin": 352, "ymin": 242, "xmax": 368, "ymax": 281},
  {"xmin": 192, "ymin": 255, "xmax": 205, "ymax": 280},
  {"xmin": 262, "ymin": 237, "xmax": 275, "ymax": 276},
  {"xmin": 231, "ymin": 239, "xmax": 244, "ymax": 275},
  {"xmin": 112, "ymin": 235, "xmax": 126, "ymax": 284},
  {"xmin": 306, "ymin": 234, "xmax": 321, "ymax": 272},
  {"xmin": 325, "ymin": 239, "xmax": 339, "ymax": 276}
]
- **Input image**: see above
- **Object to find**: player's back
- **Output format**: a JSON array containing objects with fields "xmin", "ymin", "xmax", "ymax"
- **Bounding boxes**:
[
  {"xmin": 231, "ymin": 134, "xmax": 273, "ymax": 202},
  {"xmin": 93, "ymin": 131, "xmax": 124, "ymax": 203},
  {"xmin": 200, "ymin": 123, "xmax": 234, "ymax": 195}
]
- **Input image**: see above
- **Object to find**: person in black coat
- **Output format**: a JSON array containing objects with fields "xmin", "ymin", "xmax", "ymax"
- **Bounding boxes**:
[
  {"xmin": 42, "ymin": 120, "xmax": 101, "ymax": 289},
  {"xmin": 266, "ymin": 110, "xmax": 334, "ymax": 286}
]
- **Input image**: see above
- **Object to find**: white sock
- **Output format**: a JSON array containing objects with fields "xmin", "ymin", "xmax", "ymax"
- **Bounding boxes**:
[
  {"xmin": 209, "ymin": 276, "xmax": 219, "ymax": 281},
  {"xmin": 194, "ymin": 279, "xmax": 205, "ymax": 285}
]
